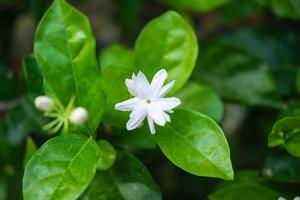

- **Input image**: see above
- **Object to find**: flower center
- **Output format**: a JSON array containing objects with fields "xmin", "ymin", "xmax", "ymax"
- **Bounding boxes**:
[{"xmin": 146, "ymin": 99, "xmax": 151, "ymax": 104}]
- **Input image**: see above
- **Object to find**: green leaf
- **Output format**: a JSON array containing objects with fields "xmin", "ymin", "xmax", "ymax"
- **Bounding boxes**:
[
  {"xmin": 23, "ymin": 134, "xmax": 100, "ymax": 200},
  {"xmin": 208, "ymin": 183, "xmax": 280, "ymax": 200},
  {"xmin": 99, "ymin": 44, "xmax": 135, "ymax": 70},
  {"xmin": 80, "ymin": 152, "xmax": 162, "ymax": 200},
  {"xmin": 268, "ymin": 117, "xmax": 300, "ymax": 157},
  {"xmin": 153, "ymin": 109, "xmax": 233, "ymax": 180},
  {"xmin": 22, "ymin": 55, "xmax": 44, "ymax": 101},
  {"xmin": 135, "ymin": 11, "xmax": 198, "ymax": 93},
  {"xmin": 97, "ymin": 140, "xmax": 117, "ymax": 171},
  {"xmin": 256, "ymin": 0, "xmax": 300, "ymax": 20},
  {"xmin": 263, "ymin": 156, "xmax": 300, "ymax": 183},
  {"xmin": 297, "ymin": 69, "xmax": 300, "ymax": 93},
  {"xmin": 193, "ymin": 42, "xmax": 282, "ymax": 107},
  {"xmin": 34, "ymin": 0, "xmax": 105, "ymax": 131},
  {"xmin": 0, "ymin": 64, "xmax": 18, "ymax": 101},
  {"xmin": 167, "ymin": 0, "xmax": 228, "ymax": 12},
  {"xmin": 175, "ymin": 82, "xmax": 223, "ymax": 122},
  {"xmin": 23, "ymin": 137, "xmax": 37, "ymax": 167},
  {"xmin": 101, "ymin": 65, "xmax": 133, "ymax": 127}
]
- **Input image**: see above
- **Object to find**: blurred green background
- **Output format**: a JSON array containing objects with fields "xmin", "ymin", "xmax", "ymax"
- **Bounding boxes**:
[{"xmin": 0, "ymin": 0, "xmax": 300, "ymax": 199}]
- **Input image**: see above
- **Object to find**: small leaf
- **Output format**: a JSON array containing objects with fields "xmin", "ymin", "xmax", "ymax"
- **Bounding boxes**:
[
  {"xmin": 23, "ymin": 137, "xmax": 37, "ymax": 167},
  {"xmin": 99, "ymin": 44, "xmax": 135, "ymax": 70},
  {"xmin": 22, "ymin": 55, "xmax": 44, "ymax": 101},
  {"xmin": 175, "ymin": 82, "xmax": 223, "ymax": 122},
  {"xmin": 34, "ymin": 0, "xmax": 105, "ymax": 131},
  {"xmin": 80, "ymin": 152, "xmax": 162, "ymax": 200},
  {"xmin": 268, "ymin": 117, "xmax": 300, "ymax": 157},
  {"xmin": 166, "ymin": 0, "xmax": 228, "ymax": 12},
  {"xmin": 97, "ymin": 140, "xmax": 117, "ymax": 171},
  {"xmin": 154, "ymin": 109, "xmax": 233, "ymax": 180},
  {"xmin": 135, "ymin": 11, "xmax": 198, "ymax": 93},
  {"xmin": 101, "ymin": 65, "xmax": 133, "ymax": 127},
  {"xmin": 23, "ymin": 134, "xmax": 100, "ymax": 200},
  {"xmin": 208, "ymin": 183, "xmax": 280, "ymax": 200}
]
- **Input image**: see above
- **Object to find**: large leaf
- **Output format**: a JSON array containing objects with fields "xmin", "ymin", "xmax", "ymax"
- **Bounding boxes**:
[
  {"xmin": 175, "ymin": 82, "xmax": 223, "ymax": 122},
  {"xmin": 135, "ymin": 11, "xmax": 198, "ymax": 93},
  {"xmin": 101, "ymin": 65, "xmax": 133, "ymax": 127},
  {"xmin": 297, "ymin": 70, "xmax": 300, "ymax": 93},
  {"xmin": 154, "ymin": 109, "xmax": 233, "ymax": 180},
  {"xmin": 268, "ymin": 117, "xmax": 300, "ymax": 157},
  {"xmin": 80, "ymin": 152, "xmax": 162, "ymax": 200},
  {"xmin": 256, "ymin": 0, "xmax": 300, "ymax": 20},
  {"xmin": 167, "ymin": 0, "xmax": 228, "ymax": 12},
  {"xmin": 34, "ymin": 0, "xmax": 105, "ymax": 131},
  {"xmin": 22, "ymin": 55, "xmax": 44, "ymax": 101},
  {"xmin": 99, "ymin": 44, "xmax": 135, "ymax": 70},
  {"xmin": 23, "ymin": 134, "xmax": 100, "ymax": 200},
  {"xmin": 208, "ymin": 183, "xmax": 280, "ymax": 200},
  {"xmin": 193, "ymin": 42, "xmax": 281, "ymax": 107}
]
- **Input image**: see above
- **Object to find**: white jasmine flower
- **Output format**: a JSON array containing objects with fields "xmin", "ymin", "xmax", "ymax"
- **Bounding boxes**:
[
  {"xmin": 115, "ymin": 69, "xmax": 181, "ymax": 134},
  {"xmin": 294, "ymin": 197, "xmax": 300, "ymax": 200},
  {"xmin": 34, "ymin": 96, "xmax": 53, "ymax": 112},
  {"xmin": 70, "ymin": 107, "xmax": 88, "ymax": 125}
]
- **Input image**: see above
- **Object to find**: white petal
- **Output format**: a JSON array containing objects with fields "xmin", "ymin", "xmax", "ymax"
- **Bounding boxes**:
[
  {"xmin": 158, "ymin": 97, "xmax": 181, "ymax": 111},
  {"xmin": 125, "ymin": 79, "xmax": 137, "ymax": 96},
  {"xmin": 151, "ymin": 69, "xmax": 167, "ymax": 97},
  {"xmin": 163, "ymin": 112, "xmax": 171, "ymax": 122},
  {"xmin": 158, "ymin": 80, "xmax": 175, "ymax": 97},
  {"xmin": 115, "ymin": 98, "xmax": 140, "ymax": 111},
  {"xmin": 147, "ymin": 103, "xmax": 166, "ymax": 126},
  {"xmin": 134, "ymin": 71, "xmax": 150, "ymax": 88},
  {"xmin": 147, "ymin": 116, "xmax": 156, "ymax": 134},
  {"xmin": 126, "ymin": 103, "xmax": 147, "ymax": 130}
]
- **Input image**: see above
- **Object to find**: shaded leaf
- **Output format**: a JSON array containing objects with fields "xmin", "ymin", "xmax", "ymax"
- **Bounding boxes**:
[
  {"xmin": 97, "ymin": 140, "xmax": 117, "ymax": 171},
  {"xmin": 135, "ymin": 11, "xmax": 198, "ymax": 93},
  {"xmin": 167, "ymin": 0, "xmax": 228, "ymax": 12},
  {"xmin": 176, "ymin": 82, "xmax": 223, "ymax": 122},
  {"xmin": 23, "ymin": 134, "xmax": 100, "ymax": 200},
  {"xmin": 80, "ymin": 152, "xmax": 162, "ymax": 200},
  {"xmin": 154, "ymin": 109, "xmax": 233, "ymax": 180},
  {"xmin": 22, "ymin": 55, "xmax": 44, "ymax": 101},
  {"xmin": 99, "ymin": 44, "xmax": 135, "ymax": 70},
  {"xmin": 23, "ymin": 137, "xmax": 37, "ymax": 167}
]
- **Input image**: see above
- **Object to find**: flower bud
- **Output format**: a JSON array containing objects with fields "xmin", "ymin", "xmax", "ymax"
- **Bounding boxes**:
[
  {"xmin": 34, "ymin": 96, "xmax": 53, "ymax": 112},
  {"xmin": 70, "ymin": 107, "xmax": 88, "ymax": 125}
]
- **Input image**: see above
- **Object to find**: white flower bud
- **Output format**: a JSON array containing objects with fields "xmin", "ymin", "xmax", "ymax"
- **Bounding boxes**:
[
  {"xmin": 70, "ymin": 107, "xmax": 88, "ymax": 125},
  {"xmin": 34, "ymin": 96, "xmax": 53, "ymax": 112}
]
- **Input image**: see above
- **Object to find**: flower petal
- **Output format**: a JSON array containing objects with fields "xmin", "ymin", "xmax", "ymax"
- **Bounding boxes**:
[
  {"xmin": 126, "ymin": 103, "xmax": 147, "ymax": 130},
  {"xmin": 158, "ymin": 97, "xmax": 181, "ymax": 111},
  {"xmin": 147, "ymin": 116, "xmax": 156, "ymax": 134},
  {"xmin": 151, "ymin": 69, "xmax": 168, "ymax": 97},
  {"xmin": 115, "ymin": 97, "xmax": 140, "ymax": 111},
  {"xmin": 163, "ymin": 112, "xmax": 171, "ymax": 122},
  {"xmin": 158, "ymin": 80, "xmax": 175, "ymax": 97},
  {"xmin": 134, "ymin": 71, "xmax": 150, "ymax": 88},
  {"xmin": 147, "ymin": 103, "xmax": 166, "ymax": 126},
  {"xmin": 125, "ymin": 79, "xmax": 138, "ymax": 96}
]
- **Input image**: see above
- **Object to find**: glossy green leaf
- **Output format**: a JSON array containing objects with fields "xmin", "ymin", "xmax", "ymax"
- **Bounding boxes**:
[
  {"xmin": 154, "ymin": 109, "xmax": 233, "ymax": 180},
  {"xmin": 22, "ymin": 55, "xmax": 44, "ymax": 101},
  {"xmin": 23, "ymin": 134, "xmax": 100, "ymax": 200},
  {"xmin": 135, "ymin": 11, "xmax": 198, "ymax": 93},
  {"xmin": 34, "ymin": 0, "xmax": 105, "ymax": 131},
  {"xmin": 97, "ymin": 140, "xmax": 117, "ymax": 171},
  {"xmin": 256, "ymin": 0, "xmax": 300, "ymax": 20},
  {"xmin": 99, "ymin": 44, "xmax": 135, "ymax": 70},
  {"xmin": 175, "ymin": 82, "xmax": 223, "ymax": 122},
  {"xmin": 208, "ymin": 183, "xmax": 280, "ymax": 200},
  {"xmin": 80, "ymin": 152, "xmax": 162, "ymax": 200},
  {"xmin": 101, "ymin": 65, "xmax": 133, "ymax": 127},
  {"xmin": 193, "ymin": 42, "xmax": 281, "ymax": 107},
  {"xmin": 263, "ymin": 156, "xmax": 300, "ymax": 183},
  {"xmin": 167, "ymin": 0, "xmax": 228, "ymax": 12},
  {"xmin": 268, "ymin": 117, "xmax": 300, "ymax": 157},
  {"xmin": 23, "ymin": 137, "xmax": 37, "ymax": 167}
]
